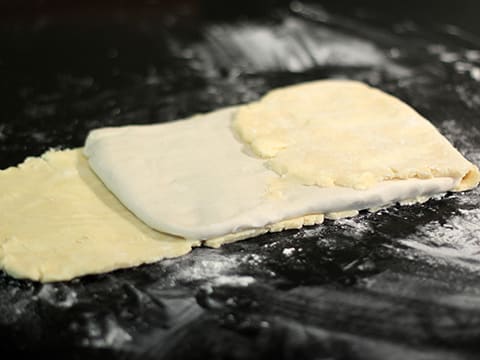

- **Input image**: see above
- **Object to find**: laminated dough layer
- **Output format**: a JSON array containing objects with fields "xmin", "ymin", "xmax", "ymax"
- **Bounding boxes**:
[
  {"xmin": 0, "ymin": 150, "xmax": 195, "ymax": 282},
  {"xmin": 84, "ymin": 107, "xmax": 458, "ymax": 241},
  {"xmin": 233, "ymin": 80, "xmax": 480, "ymax": 190},
  {"xmin": 0, "ymin": 149, "xmax": 325, "ymax": 282}
]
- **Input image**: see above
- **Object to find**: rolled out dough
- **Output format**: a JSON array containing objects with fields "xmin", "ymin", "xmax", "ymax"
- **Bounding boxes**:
[
  {"xmin": 233, "ymin": 80, "xmax": 480, "ymax": 190},
  {"xmin": 0, "ymin": 149, "xmax": 324, "ymax": 281},
  {"xmin": 0, "ymin": 150, "xmax": 194, "ymax": 281},
  {"xmin": 2, "ymin": 80, "xmax": 479, "ymax": 282},
  {"xmin": 84, "ymin": 106, "xmax": 459, "ymax": 241}
]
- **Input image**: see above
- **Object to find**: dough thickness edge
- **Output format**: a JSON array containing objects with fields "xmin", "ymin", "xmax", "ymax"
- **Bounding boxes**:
[
  {"xmin": 456, "ymin": 165, "xmax": 480, "ymax": 191},
  {"xmin": 0, "ymin": 149, "xmax": 326, "ymax": 282},
  {"xmin": 204, "ymin": 214, "xmax": 325, "ymax": 248},
  {"xmin": 0, "ymin": 148, "xmax": 475, "ymax": 282}
]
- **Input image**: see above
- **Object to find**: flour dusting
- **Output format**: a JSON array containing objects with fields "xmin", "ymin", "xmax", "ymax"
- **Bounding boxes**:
[
  {"xmin": 282, "ymin": 247, "xmax": 296, "ymax": 256},
  {"xmin": 213, "ymin": 275, "xmax": 255, "ymax": 287},
  {"xmin": 193, "ymin": 16, "xmax": 408, "ymax": 77},
  {"xmin": 332, "ymin": 217, "xmax": 374, "ymax": 240},
  {"xmin": 163, "ymin": 250, "xmax": 257, "ymax": 287},
  {"xmin": 165, "ymin": 252, "xmax": 240, "ymax": 281},
  {"xmin": 82, "ymin": 317, "xmax": 132, "ymax": 348},
  {"xmin": 36, "ymin": 283, "xmax": 78, "ymax": 308},
  {"xmin": 400, "ymin": 206, "xmax": 480, "ymax": 271},
  {"xmin": 397, "ymin": 114, "xmax": 480, "ymax": 270}
]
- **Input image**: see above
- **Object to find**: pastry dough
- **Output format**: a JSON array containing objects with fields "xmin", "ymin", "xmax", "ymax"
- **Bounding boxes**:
[
  {"xmin": 84, "ymin": 107, "xmax": 458, "ymax": 241},
  {"xmin": 0, "ymin": 149, "xmax": 324, "ymax": 281},
  {"xmin": 233, "ymin": 80, "xmax": 480, "ymax": 190},
  {"xmin": 0, "ymin": 150, "xmax": 196, "ymax": 281},
  {"xmin": 2, "ymin": 80, "xmax": 478, "ymax": 282}
]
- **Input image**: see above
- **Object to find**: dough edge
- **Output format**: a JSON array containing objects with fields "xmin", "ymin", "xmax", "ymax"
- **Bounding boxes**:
[{"xmin": 0, "ymin": 149, "xmax": 325, "ymax": 282}]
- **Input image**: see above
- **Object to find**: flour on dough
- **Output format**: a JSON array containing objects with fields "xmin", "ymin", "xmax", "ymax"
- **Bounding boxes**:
[
  {"xmin": 233, "ymin": 80, "xmax": 480, "ymax": 190},
  {"xmin": 84, "ymin": 107, "xmax": 459, "ymax": 241}
]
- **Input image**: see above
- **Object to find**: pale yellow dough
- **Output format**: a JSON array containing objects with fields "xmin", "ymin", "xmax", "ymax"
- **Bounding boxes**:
[
  {"xmin": 233, "ymin": 80, "xmax": 480, "ymax": 190},
  {"xmin": 0, "ymin": 149, "xmax": 195, "ymax": 281},
  {"xmin": 204, "ymin": 214, "xmax": 325, "ymax": 248},
  {"xmin": 0, "ymin": 149, "xmax": 324, "ymax": 282}
]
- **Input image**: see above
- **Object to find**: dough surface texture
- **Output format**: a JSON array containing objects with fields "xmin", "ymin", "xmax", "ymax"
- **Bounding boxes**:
[
  {"xmin": 0, "ymin": 149, "xmax": 324, "ymax": 281},
  {"xmin": 84, "ymin": 106, "xmax": 459, "ymax": 241},
  {"xmin": 0, "ymin": 150, "xmax": 195, "ymax": 282},
  {"xmin": 233, "ymin": 80, "xmax": 480, "ymax": 190}
]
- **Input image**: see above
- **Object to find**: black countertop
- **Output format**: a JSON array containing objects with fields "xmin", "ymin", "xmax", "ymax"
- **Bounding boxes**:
[{"xmin": 1, "ymin": 1, "xmax": 480, "ymax": 359}]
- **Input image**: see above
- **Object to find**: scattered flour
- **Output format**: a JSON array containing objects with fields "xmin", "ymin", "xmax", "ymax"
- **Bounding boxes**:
[
  {"xmin": 282, "ymin": 248, "xmax": 296, "ymax": 257},
  {"xmin": 164, "ymin": 250, "xmax": 257, "ymax": 287},
  {"xmin": 194, "ymin": 16, "xmax": 408, "ymax": 77},
  {"xmin": 398, "ymin": 117, "xmax": 480, "ymax": 271},
  {"xmin": 300, "ymin": 226, "xmax": 324, "ymax": 238},
  {"xmin": 333, "ymin": 217, "xmax": 373, "ymax": 240},
  {"xmin": 428, "ymin": 44, "xmax": 480, "ymax": 83},
  {"xmin": 36, "ymin": 283, "xmax": 78, "ymax": 308},
  {"xmin": 82, "ymin": 317, "xmax": 132, "ymax": 348},
  {"xmin": 213, "ymin": 275, "xmax": 255, "ymax": 287},
  {"xmin": 242, "ymin": 253, "xmax": 263, "ymax": 265},
  {"xmin": 399, "ymin": 206, "xmax": 480, "ymax": 271},
  {"xmin": 167, "ymin": 252, "xmax": 240, "ymax": 281}
]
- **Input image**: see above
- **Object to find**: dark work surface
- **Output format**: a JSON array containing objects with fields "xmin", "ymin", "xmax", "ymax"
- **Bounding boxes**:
[{"xmin": 1, "ymin": 1, "xmax": 480, "ymax": 359}]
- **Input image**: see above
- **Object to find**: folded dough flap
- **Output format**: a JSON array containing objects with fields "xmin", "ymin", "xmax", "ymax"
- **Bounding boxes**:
[
  {"xmin": 233, "ymin": 79, "xmax": 480, "ymax": 192},
  {"xmin": 456, "ymin": 164, "xmax": 480, "ymax": 191},
  {"xmin": 83, "ymin": 89, "xmax": 473, "ymax": 241}
]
